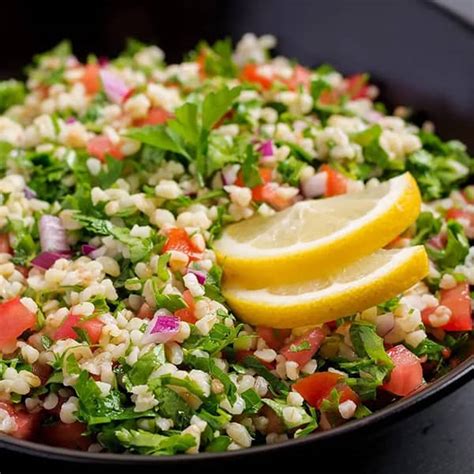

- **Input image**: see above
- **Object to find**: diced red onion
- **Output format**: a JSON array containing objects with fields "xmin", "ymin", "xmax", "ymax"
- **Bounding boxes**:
[
  {"xmin": 258, "ymin": 140, "xmax": 274, "ymax": 157},
  {"xmin": 221, "ymin": 165, "xmax": 239, "ymax": 186},
  {"xmin": 31, "ymin": 251, "xmax": 67, "ymax": 270},
  {"xmin": 39, "ymin": 215, "xmax": 70, "ymax": 253},
  {"xmin": 376, "ymin": 312, "xmax": 395, "ymax": 337},
  {"xmin": 301, "ymin": 172, "xmax": 327, "ymax": 198},
  {"xmin": 65, "ymin": 117, "xmax": 77, "ymax": 124},
  {"xmin": 99, "ymin": 69, "xmax": 131, "ymax": 104},
  {"xmin": 142, "ymin": 311, "xmax": 180, "ymax": 344},
  {"xmin": 98, "ymin": 56, "xmax": 109, "ymax": 67},
  {"xmin": 81, "ymin": 244, "xmax": 97, "ymax": 256},
  {"xmin": 24, "ymin": 186, "xmax": 37, "ymax": 199},
  {"xmin": 187, "ymin": 268, "xmax": 207, "ymax": 285}
]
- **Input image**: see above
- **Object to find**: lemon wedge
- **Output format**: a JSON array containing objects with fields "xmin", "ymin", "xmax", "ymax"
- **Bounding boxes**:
[
  {"xmin": 223, "ymin": 246, "xmax": 429, "ymax": 328},
  {"xmin": 215, "ymin": 173, "xmax": 421, "ymax": 287}
]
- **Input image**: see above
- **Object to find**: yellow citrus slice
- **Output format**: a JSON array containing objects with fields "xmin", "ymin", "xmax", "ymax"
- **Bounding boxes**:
[
  {"xmin": 223, "ymin": 246, "xmax": 429, "ymax": 328},
  {"xmin": 214, "ymin": 172, "xmax": 421, "ymax": 287}
]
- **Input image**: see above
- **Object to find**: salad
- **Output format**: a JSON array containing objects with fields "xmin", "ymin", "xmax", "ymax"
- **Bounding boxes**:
[{"xmin": 0, "ymin": 33, "xmax": 472, "ymax": 455}]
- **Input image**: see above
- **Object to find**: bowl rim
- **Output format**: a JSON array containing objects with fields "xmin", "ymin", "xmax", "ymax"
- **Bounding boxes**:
[{"xmin": 0, "ymin": 355, "xmax": 472, "ymax": 465}]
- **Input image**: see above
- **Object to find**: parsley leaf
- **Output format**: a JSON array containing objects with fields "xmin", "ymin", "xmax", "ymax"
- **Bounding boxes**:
[
  {"xmin": 241, "ymin": 144, "xmax": 262, "ymax": 187},
  {"xmin": 0, "ymin": 80, "xmax": 25, "ymax": 112},
  {"xmin": 411, "ymin": 211, "xmax": 442, "ymax": 245},
  {"xmin": 349, "ymin": 321, "xmax": 393, "ymax": 366},
  {"xmin": 427, "ymin": 221, "xmax": 469, "ymax": 270}
]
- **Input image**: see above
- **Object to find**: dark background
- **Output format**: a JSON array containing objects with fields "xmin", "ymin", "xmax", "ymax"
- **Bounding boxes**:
[
  {"xmin": 0, "ymin": 0, "xmax": 473, "ymax": 148},
  {"xmin": 0, "ymin": 1, "xmax": 472, "ymax": 471}
]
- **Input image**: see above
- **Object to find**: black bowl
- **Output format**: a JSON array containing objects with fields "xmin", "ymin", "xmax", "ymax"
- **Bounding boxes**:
[{"xmin": 0, "ymin": 0, "xmax": 472, "ymax": 469}]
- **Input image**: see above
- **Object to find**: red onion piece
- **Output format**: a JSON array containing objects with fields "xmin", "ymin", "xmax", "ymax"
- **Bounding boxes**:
[
  {"xmin": 142, "ymin": 311, "xmax": 180, "ymax": 344},
  {"xmin": 187, "ymin": 268, "xmax": 207, "ymax": 285},
  {"xmin": 376, "ymin": 312, "xmax": 395, "ymax": 337},
  {"xmin": 99, "ymin": 69, "xmax": 131, "ymax": 104},
  {"xmin": 24, "ymin": 186, "xmax": 37, "ymax": 199},
  {"xmin": 39, "ymin": 215, "xmax": 70, "ymax": 253},
  {"xmin": 258, "ymin": 140, "xmax": 274, "ymax": 157},
  {"xmin": 31, "ymin": 251, "xmax": 68, "ymax": 270},
  {"xmin": 65, "ymin": 117, "xmax": 77, "ymax": 124},
  {"xmin": 81, "ymin": 244, "xmax": 97, "ymax": 256},
  {"xmin": 98, "ymin": 56, "xmax": 109, "ymax": 67},
  {"xmin": 301, "ymin": 171, "xmax": 327, "ymax": 198}
]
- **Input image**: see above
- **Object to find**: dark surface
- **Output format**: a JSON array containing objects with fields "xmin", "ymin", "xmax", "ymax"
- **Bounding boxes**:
[
  {"xmin": 0, "ymin": 380, "xmax": 472, "ymax": 473},
  {"xmin": 0, "ymin": 0, "xmax": 472, "ymax": 471}
]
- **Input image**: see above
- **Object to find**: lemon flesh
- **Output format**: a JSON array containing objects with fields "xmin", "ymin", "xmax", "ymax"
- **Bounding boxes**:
[
  {"xmin": 215, "ymin": 173, "xmax": 421, "ymax": 287},
  {"xmin": 223, "ymin": 246, "xmax": 429, "ymax": 328}
]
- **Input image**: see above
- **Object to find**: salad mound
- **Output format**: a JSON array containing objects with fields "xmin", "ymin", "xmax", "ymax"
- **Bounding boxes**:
[{"xmin": 0, "ymin": 34, "xmax": 471, "ymax": 455}]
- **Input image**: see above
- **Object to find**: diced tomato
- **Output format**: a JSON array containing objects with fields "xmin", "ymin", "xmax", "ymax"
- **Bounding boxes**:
[
  {"xmin": 382, "ymin": 345, "xmax": 423, "ymax": 396},
  {"xmin": 345, "ymin": 74, "xmax": 370, "ymax": 100},
  {"xmin": 280, "ymin": 328, "xmax": 326, "ymax": 367},
  {"xmin": 321, "ymin": 164, "xmax": 347, "ymax": 197},
  {"xmin": 41, "ymin": 421, "xmax": 92, "ymax": 450},
  {"xmin": 235, "ymin": 167, "xmax": 272, "ymax": 188},
  {"xmin": 196, "ymin": 51, "xmax": 207, "ymax": 79},
  {"xmin": 240, "ymin": 63, "xmax": 273, "ymax": 90},
  {"xmin": 53, "ymin": 313, "xmax": 104, "ymax": 344},
  {"xmin": 0, "ymin": 402, "xmax": 41, "ymax": 440},
  {"xmin": 162, "ymin": 228, "xmax": 201, "ymax": 259},
  {"xmin": 319, "ymin": 89, "xmax": 340, "ymax": 105},
  {"xmin": 285, "ymin": 65, "xmax": 312, "ymax": 91},
  {"xmin": 235, "ymin": 349, "xmax": 274, "ymax": 370},
  {"xmin": 256, "ymin": 327, "xmax": 291, "ymax": 350},
  {"xmin": 0, "ymin": 233, "xmax": 11, "ymax": 254},
  {"xmin": 80, "ymin": 63, "xmax": 101, "ymax": 95},
  {"xmin": 87, "ymin": 135, "xmax": 124, "ymax": 161},
  {"xmin": 422, "ymin": 282, "xmax": 472, "ymax": 332},
  {"xmin": 293, "ymin": 372, "xmax": 359, "ymax": 408},
  {"xmin": 137, "ymin": 302, "xmax": 154, "ymax": 320},
  {"xmin": 174, "ymin": 289, "xmax": 197, "ymax": 324},
  {"xmin": 0, "ymin": 298, "xmax": 36, "ymax": 350},
  {"xmin": 134, "ymin": 107, "xmax": 173, "ymax": 126}
]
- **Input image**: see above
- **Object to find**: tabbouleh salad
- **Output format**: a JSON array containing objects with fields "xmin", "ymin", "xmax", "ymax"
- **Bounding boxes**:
[{"xmin": 0, "ymin": 34, "xmax": 471, "ymax": 455}]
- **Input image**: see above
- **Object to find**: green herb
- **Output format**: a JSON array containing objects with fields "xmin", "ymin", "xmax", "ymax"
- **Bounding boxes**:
[
  {"xmin": 241, "ymin": 355, "xmax": 288, "ymax": 395},
  {"xmin": 184, "ymin": 323, "xmax": 242, "ymax": 356},
  {"xmin": 0, "ymin": 80, "xmax": 25, "ymax": 112},
  {"xmin": 197, "ymin": 38, "xmax": 237, "ymax": 78},
  {"xmin": 411, "ymin": 211, "xmax": 442, "ymax": 245},
  {"xmin": 349, "ymin": 321, "xmax": 393, "ymax": 366},
  {"xmin": 204, "ymin": 265, "xmax": 225, "ymax": 303},
  {"xmin": 352, "ymin": 125, "xmax": 390, "ymax": 169},
  {"xmin": 241, "ymin": 388, "xmax": 263, "ymax": 414},
  {"xmin": 154, "ymin": 292, "xmax": 186, "ymax": 312},
  {"xmin": 262, "ymin": 398, "xmax": 313, "ymax": 429},
  {"xmin": 289, "ymin": 340, "xmax": 311, "ymax": 352},
  {"xmin": 427, "ymin": 221, "xmax": 469, "ymax": 270},
  {"xmin": 7, "ymin": 219, "xmax": 38, "ymax": 266},
  {"xmin": 409, "ymin": 339, "xmax": 444, "ymax": 362},
  {"xmin": 73, "ymin": 326, "xmax": 91, "ymax": 345},
  {"xmin": 241, "ymin": 144, "xmax": 262, "ymax": 187},
  {"xmin": 151, "ymin": 383, "xmax": 194, "ymax": 429},
  {"xmin": 277, "ymin": 155, "xmax": 305, "ymax": 186},
  {"xmin": 205, "ymin": 436, "xmax": 232, "ymax": 452},
  {"xmin": 115, "ymin": 428, "xmax": 196, "ymax": 456},
  {"xmin": 198, "ymin": 408, "xmax": 232, "ymax": 430},
  {"xmin": 125, "ymin": 345, "xmax": 165, "ymax": 387},
  {"xmin": 41, "ymin": 335, "xmax": 53, "ymax": 350},
  {"xmin": 156, "ymin": 253, "xmax": 171, "ymax": 282}
]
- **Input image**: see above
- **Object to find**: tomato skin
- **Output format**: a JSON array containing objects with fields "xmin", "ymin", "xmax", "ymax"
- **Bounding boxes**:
[
  {"xmin": 0, "ymin": 402, "xmax": 41, "ymax": 440},
  {"xmin": 53, "ymin": 313, "xmax": 104, "ymax": 344},
  {"xmin": 81, "ymin": 63, "xmax": 102, "ymax": 95},
  {"xmin": 280, "ymin": 328, "xmax": 326, "ymax": 367},
  {"xmin": 0, "ymin": 233, "xmax": 11, "ymax": 254},
  {"xmin": 320, "ymin": 164, "xmax": 347, "ymax": 197},
  {"xmin": 293, "ymin": 372, "xmax": 359, "ymax": 408},
  {"xmin": 174, "ymin": 289, "xmax": 197, "ymax": 324},
  {"xmin": 256, "ymin": 327, "xmax": 291, "ymax": 351},
  {"xmin": 134, "ymin": 107, "xmax": 173, "ymax": 126},
  {"xmin": 422, "ymin": 282, "xmax": 472, "ymax": 332},
  {"xmin": 0, "ymin": 298, "xmax": 36, "ymax": 350},
  {"xmin": 240, "ymin": 64, "xmax": 273, "ymax": 90},
  {"xmin": 285, "ymin": 65, "xmax": 311, "ymax": 91},
  {"xmin": 319, "ymin": 89, "xmax": 340, "ymax": 105},
  {"xmin": 87, "ymin": 135, "xmax": 124, "ymax": 161},
  {"xmin": 345, "ymin": 74, "xmax": 369, "ymax": 99},
  {"xmin": 162, "ymin": 228, "xmax": 201, "ymax": 258},
  {"xmin": 382, "ymin": 345, "xmax": 423, "ymax": 396},
  {"xmin": 41, "ymin": 421, "xmax": 92, "ymax": 450}
]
